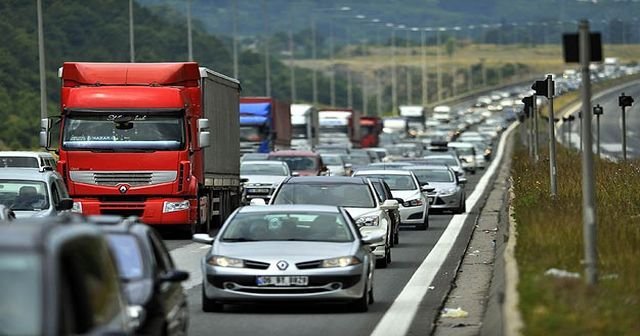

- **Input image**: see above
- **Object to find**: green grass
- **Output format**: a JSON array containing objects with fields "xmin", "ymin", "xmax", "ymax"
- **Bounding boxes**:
[{"xmin": 512, "ymin": 107, "xmax": 640, "ymax": 334}]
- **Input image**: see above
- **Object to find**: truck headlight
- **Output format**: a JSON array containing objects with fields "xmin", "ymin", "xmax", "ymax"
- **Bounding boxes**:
[
  {"xmin": 163, "ymin": 200, "xmax": 190, "ymax": 213},
  {"xmin": 71, "ymin": 202, "xmax": 83, "ymax": 213}
]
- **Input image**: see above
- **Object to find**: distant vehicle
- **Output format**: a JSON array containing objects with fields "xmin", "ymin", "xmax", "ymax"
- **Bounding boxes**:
[
  {"xmin": 193, "ymin": 204, "xmax": 381, "ymax": 312},
  {"xmin": 92, "ymin": 216, "xmax": 190, "ymax": 336},
  {"xmin": 432, "ymin": 105, "xmax": 452, "ymax": 123},
  {"xmin": 0, "ymin": 168, "xmax": 73, "ymax": 218},
  {"xmin": 352, "ymin": 169, "xmax": 432, "ymax": 230},
  {"xmin": 318, "ymin": 109, "xmax": 361, "ymax": 148},
  {"xmin": 240, "ymin": 160, "xmax": 292, "ymax": 204},
  {"xmin": 42, "ymin": 62, "xmax": 242, "ymax": 234},
  {"xmin": 321, "ymin": 153, "xmax": 352, "ymax": 176},
  {"xmin": 267, "ymin": 150, "xmax": 328, "ymax": 176},
  {"xmin": 345, "ymin": 149, "xmax": 375, "ymax": 171},
  {"xmin": 422, "ymin": 154, "xmax": 466, "ymax": 178},
  {"xmin": 359, "ymin": 116, "xmax": 383, "ymax": 148},
  {"xmin": 367, "ymin": 177, "xmax": 402, "ymax": 246},
  {"xmin": 386, "ymin": 142, "xmax": 423, "ymax": 159},
  {"xmin": 290, "ymin": 104, "xmax": 319, "ymax": 150},
  {"xmin": 0, "ymin": 216, "xmax": 135, "ymax": 335},
  {"xmin": 240, "ymin": 153, "xmax": 269, "ymax": 162},
  {"xmin": 402, "ymin": 165, "xmax": 466, "ymax": 214},
  {"xmin": 239, "ymin": 97, "xmax": 292, "ymax": 154},
  {"xmin": 447, "ymin": 142, "xmax": 477, "ymax": 174},
  {"xmin": 315, "ymin": 144, "xmax": 350, "ymax": 155},
  {"xmin": 399, "ymin": 105, "xmax": 426, "ymax": 132},
  {"xmin": 382, "ymin": 117, "xmax": 409, "ymax": 136},
  {"xmin": 270, "ymin": 176, "xmax": 396, "ymax": 267},
  {"xmin": 366, "ymin": 147, "xmax": 389, "ymax": 162}
]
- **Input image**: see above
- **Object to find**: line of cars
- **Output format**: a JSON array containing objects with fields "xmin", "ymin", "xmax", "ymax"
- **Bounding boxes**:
[{"xmin": 0, "ymin": 152, "xmax": 191, "ymax": 335}]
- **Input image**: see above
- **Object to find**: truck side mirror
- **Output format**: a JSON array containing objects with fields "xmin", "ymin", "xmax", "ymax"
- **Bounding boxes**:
[
  {"xmin": 39, "ymin": 118, "xmax": 50, "ymax": 148},
  {"xmin": 198, "ymin": 118, "xmax": 210, "ymax": 149}
]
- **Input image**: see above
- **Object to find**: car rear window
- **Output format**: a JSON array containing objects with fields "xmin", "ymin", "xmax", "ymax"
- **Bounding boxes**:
[{"xmin": 0, "ymin": 157, "xmax": 39, "ymax": 168}]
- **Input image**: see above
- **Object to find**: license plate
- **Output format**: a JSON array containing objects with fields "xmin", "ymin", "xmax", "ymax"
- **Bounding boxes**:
[
  {"xmin": 248, "ymin": 188, "xmax": 271, "ymax": 194},
  {"xmin": 256, "ymin": 276, "xmax": 309, "ymax": 287}
]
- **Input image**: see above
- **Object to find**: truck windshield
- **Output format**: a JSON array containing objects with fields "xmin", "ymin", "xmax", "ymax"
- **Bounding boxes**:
[
  {"xmin": 291, "ymin": 125, "xmax": 308, "ymax": 139},
  {"xmin": 62, "ymin": 112, "xmax": 185, "ymax": 151}
]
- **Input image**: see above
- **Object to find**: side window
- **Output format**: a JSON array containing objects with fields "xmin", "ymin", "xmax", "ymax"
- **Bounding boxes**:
[
  {"xmin": 371, "ymin": 182, "xmax": 386, "ymax": 202},
  {"xmin": 148, "ymin": 229, "xmax": 174, "ymax": 273},
  {"xmin": 59, "ymin": 235, "xmax": 124, "ymax": 333}
]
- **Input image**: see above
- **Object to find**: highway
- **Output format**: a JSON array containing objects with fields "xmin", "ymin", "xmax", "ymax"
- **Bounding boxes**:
[{"xmin": 561, "ymin": 80, "xmax": 640, "ymax": 159}]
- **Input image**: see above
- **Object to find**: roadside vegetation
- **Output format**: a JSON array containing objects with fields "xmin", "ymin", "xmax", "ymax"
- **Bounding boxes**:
[{"xmin": 512, "ymin": 77, "xmax": 640, "ymax": 334}]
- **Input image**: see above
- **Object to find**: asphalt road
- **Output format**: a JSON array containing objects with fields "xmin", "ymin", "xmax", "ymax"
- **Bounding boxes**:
[
  {"xmin": 160, "ymin": 94, "xmax": 514, "ymax": 336},
  {"xmin": 562, "ymin": 79, "xmax": 640, "ymax": 159}
]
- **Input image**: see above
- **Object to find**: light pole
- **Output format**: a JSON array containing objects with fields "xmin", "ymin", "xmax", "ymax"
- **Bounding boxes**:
[
  {"xmin": 421, "ymin": 27, "xmax": 431, "ymax": 106},
  {"xmin": 436, "ymin": 27, "xmax": 446, "ymax": 102},
  {"xmin": 288, "ymin": 10, "xmax": 296, "ymax": 102},
  {"xmin": 451, "ymin": 26, "xmax": 461, "ymax": 97},
  {"xmin": 262, "ymin": 0, "xmax": 271, "ymax": 96},
  {"xmin": 387, "ymin": 23, "xmax": 398, "ymax": 114},
  {"xmin": 37, "ymin": 0, "xmax": 46, "ymax": 119},
  {"xmin": 321, "ymin": 6, "xmax": 351, "ymax": 106},
  {"xmin": 346, "ymin": 23, "xmax": 353, "ymax": 108},
  {"xmin": 466, "ymin": 25, "xmax": 475, "ymax": 92},
  {"xmin": 129, "ymin": 0, "xmax": 135, "ymax": 62},
  {"xmin": 186, "ymin": 0, "xmax": 193, "ymax": 61}
]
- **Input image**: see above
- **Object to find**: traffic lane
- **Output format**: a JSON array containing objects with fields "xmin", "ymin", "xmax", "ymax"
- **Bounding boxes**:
[
  {"xmin": 184, "ymin": 172, "xmax": 483, "ymax": 336},
  {"xmin": 589, "ymin": 82, "xmax": 640, "ymax": 157}
]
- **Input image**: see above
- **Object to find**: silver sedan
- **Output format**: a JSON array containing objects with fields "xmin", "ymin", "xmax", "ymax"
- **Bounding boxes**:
[
  {"xmin": 193, "ymin": 204, "xmax": 383, "ymax": 313},
  {"xmin": 402, "ymin": 165, "xmax": 467, "ymax": 214}
]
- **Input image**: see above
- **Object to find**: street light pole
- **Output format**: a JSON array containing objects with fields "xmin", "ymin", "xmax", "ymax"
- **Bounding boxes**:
[
  {"xmin": 37, "ymin": 0, "xmax": 46, "ymax": 119},
  {"xmin": 187, "ymin": 0, "xmax": 193, "ymax": 61},
  {"xmin": 288, "ymin": 12, "xmax": 296, "ymax": 102},
  {"xmin": 262, "ymin": 0, "xmax": 271, "ymax": 96},
  {"xmin": 406, "ymin": 27, "xmax": 413, "ymax": 105},
  {"xmin": 346, "ymin": 24, "xmax": 353, "ymax": 108},
  {"xmin": 436, "ymin": 27, "xmax": 444, "ymax": 102},
  {"xmin": 421, "ymin": 28, "xmax": 429, "ymax": 106},
  {"xmin": 329, "ymin": 18, "xmax": 335, "ymax": 106},
  {"xmin": 129, "ymin": 0, "xmax": 135, "ymax": 62},
  {"xmin": 311, "ymin": 16, "xmax": 318, "ymax": 105},
  {"xmin": 388, "ymin": 23, "xmax": 398, "ymax": 114}
]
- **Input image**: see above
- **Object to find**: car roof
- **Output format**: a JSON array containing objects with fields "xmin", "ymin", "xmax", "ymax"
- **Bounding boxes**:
[
  {"xmin": 402, "ymin": 165, "xmax": 453, "ymax": 171},
  {"xmin": 283, "ymin": 176, "xmax": 368, "ymax": 184},
  {"xmin": 237, "ymin": 204, "xmax": 341, "ymax": 213},
  {"xmin": 241, "ymin": 160, "xmax": 287, "ymax": 165},
  {"xmin": 0, "ymin": 151, "xmax": 55, "ymax": 158},
  {"xmin": 354, "ymin": 169, "xmax": 412, "ymax": 176},
  {"xmin": 268, "ymin": 150, "xmax": 318, "ymax": 157},
  {"xmin": 0, "ymin": 168, "xmax": 59, "ymax": 181}
]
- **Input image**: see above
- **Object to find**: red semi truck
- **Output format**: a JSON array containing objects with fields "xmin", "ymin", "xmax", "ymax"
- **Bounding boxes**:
[
  {"xmin": 359, "ymin": 116, "xmax": 383, "ymax": 148},
  {"xmin": 40, "ymin": 62, "xmax": 242, "ymax": 233}
]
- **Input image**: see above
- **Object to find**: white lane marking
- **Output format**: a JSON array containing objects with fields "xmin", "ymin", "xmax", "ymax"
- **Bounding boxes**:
[
  {"xmin": 170, "ymin": 242, "xmax": 208, "ymax": 290},
  {"xmin": 370, "ymin": 122, "xmax": 518, "ymax": 336}
]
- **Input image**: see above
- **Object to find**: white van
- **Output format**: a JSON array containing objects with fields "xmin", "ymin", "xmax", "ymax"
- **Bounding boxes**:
[{"xmin": 432, "ymin": 105, "xmax": 452, "ymax": 123}]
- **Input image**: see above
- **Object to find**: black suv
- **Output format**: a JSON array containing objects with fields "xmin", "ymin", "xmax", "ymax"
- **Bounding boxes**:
[
  {"xmin": 91, "ymin": 216, "xmax": 190, "ymax": 336},
  {"xmin": 0, "ymin": 215, "xmax": 133, "ymax": 335}
]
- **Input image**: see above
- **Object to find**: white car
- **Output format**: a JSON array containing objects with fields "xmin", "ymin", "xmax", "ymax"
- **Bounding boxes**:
[
  {"xmin": 352, "ymin": 170, "xmax": 431, "ymax": 230},
  {"xmin": 240, "ymin": 161, "xmax": 292, "ymax": 204},
  {"xmin": 447, "ymin": 142, "xmax": 477, "ymax": 174},
  {"xmin": 320, "ymin": 153, "xmax": 351, "ymax": 176},
  {"xmin": 269, "ymin": 176, "xmax": 397, "ymax": 267}
]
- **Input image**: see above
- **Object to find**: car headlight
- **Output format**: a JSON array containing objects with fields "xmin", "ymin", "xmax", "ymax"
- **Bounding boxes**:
[
  {"xmin": 355, "ymin": 215, "xmax": 379, "ymax": 227},
  {"xmin": 207, "ymin": 256, "xmax": 244, "ymax": 268},
  {"xmin": 403, "ymin": 199, "xmax": 424, "ymax": 207},
  {"xmin": 163, "ymin": 200, "xmax": 190, "ymax": 213},
  {"xmin": 441, "ymin": 187, "xmax": 458, "ymax": 195},
  {"xmin": 71, "ymin": 201, "xmax": 83, "ymax": 213},
  {"xmin": 321, "ymin": 256, "xmax": 361, "ymax": 268}
]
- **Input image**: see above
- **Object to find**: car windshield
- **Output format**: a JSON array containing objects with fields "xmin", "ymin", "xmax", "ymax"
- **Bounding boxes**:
[
  {"xmin": 63, "ymin": 112, "xmax": 185, "ymax": 151},
  {"xmin": 241, "ymin": 163, "xmax": 288, "ymax": 176},
  {"xmin": 106, "ymin": 234, "xmax": 145, "ymax": 280},
  {"xmin": 410, "ymin": 170, "xmax": 455, "ymax": 183},
  {"xmin": 0, "ymin": 253, "xmax": 42, "ymax": 335},
  {"xmin": 273, "ymin": 183, "xmax": 375, "ymax": 208},
  {"xmin": 356, "ymin": 174, "xmax": 417, "ymax": 191},
  {"xmin": 0, "ymin": 157, "xmax": 39, "ymax": 168},
  {"xmin": 427, "ymin": 157, "xmax": 460, "ymax": 167},
  {"xmin": 453, "ymin": 147, "xmax": 474, "ymax": 155},
  {"xmin": 321, "ymin": 155, "xmax": 343, "ymax": 165},
  {"xmin": 270, "ymin": 156, "xmax": 318, "ymax": 171},
  {"xmin": 221, "ymin": 211, "xmax": 354, "ymax": 242},
  {"xmin": 0, "ymin": 180, "xmax": 50, "ymax": 211}
]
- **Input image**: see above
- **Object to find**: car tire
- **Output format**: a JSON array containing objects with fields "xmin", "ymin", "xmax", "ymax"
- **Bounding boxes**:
[
  {"xmin": 418, "ymin": 214, "xmax": 429, "ymax": 230},
  {"xmin": 350, "ymin": 281, "xmax": 370, "ymax": 313},
  {"xmin": 376, "ymin": 247, "xmax": 389, "ymax": 268},
  {"xmin": 393, "ymin": 230, "xmax": 399, "ymax": 245},
  {"xmin": 202, "ymin": 287, "xmax": 223, "ymax": 313}
]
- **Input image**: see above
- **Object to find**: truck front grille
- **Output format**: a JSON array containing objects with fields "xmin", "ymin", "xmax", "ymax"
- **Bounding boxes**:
[{"xmin": 69, "ymin": 171, "xmax": 177, "ymax": 186}]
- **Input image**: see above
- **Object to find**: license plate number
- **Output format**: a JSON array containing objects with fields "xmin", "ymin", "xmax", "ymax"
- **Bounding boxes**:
[{"xmin": 256, "ymin": 276, "xmax": 309, "ymax": 287}]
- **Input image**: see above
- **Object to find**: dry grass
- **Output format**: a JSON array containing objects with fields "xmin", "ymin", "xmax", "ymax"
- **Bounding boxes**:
[{"xmin": 512, "ymin": 120, "xmax": 640, "ymax": 334}]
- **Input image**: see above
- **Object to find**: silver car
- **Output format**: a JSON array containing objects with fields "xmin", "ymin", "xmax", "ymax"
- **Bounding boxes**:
[
  {"xmin": 402, "ymin": 165, "xmax": 467, "ymax": 214},
  {"xmin": 240, "ymin": 161, "xmax": 292, "ymax": 204},
  {"xmin": 0, "ymin": 169, "xmax": 73, "ymax": 218},
  {"xmin": 193, "ymin": 205, "xmax": 382, "ymax": 312}
]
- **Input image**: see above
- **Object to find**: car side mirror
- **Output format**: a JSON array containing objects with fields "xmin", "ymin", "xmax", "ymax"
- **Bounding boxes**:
[
  {"xmin": 458, "ymin": 177, "xmax": 468, "ymax": 185},
  {"xmin": 380, "ymin": 199, "xmax": 399, "ymax": 210},
  {"xmin": 56, "ymin": 198, "xmax": 74, "ymax": 211},
  {"xmin": 421, "ymin": 185, "xmax": 436, "ymax": 193},
  {"xmin": 249, "ymin": 198, "xmax": 267, "ymax": 206},
  {"xmin": 291, "ymin": 171, "xmax": 300, "ymax": 177},
  {"xmin": 158, "ymin": 270, "xmax": 190, "ymax": 283},
  {"xmin": 361, "ymin": 231, "xmax": 386, "ymax": 245},
  {"xmin": 192, "ymin": 233, "xmax": 216, "ymax": 245}
]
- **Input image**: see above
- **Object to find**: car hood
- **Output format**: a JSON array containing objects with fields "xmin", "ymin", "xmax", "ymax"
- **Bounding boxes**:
[
  {"xmin": 428, "ymin": 182, "xmax": 458, "ymax": 192},
  {"xmin": 13, "ymin": 209, "xmax": 52, "ymax": 218},
  {"xmin": 391, "ymin": 189, "xmax": 422, "ymax": 201},
  {"xmin": 214, "ymin": 241, "xmax": 356, "ymax": 262},
  {"xmin": 241, "ymin": 175, "xmax": 288, "ymax": 186},
  {"xmin": 343, "ymin": 207, "xmax": 380, "ymax": 219}
]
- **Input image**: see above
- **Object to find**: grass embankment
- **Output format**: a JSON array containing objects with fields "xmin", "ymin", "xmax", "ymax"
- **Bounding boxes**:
[{"xmin": 512, "ymin": 76, "xmax": 640, "ymax": 333}]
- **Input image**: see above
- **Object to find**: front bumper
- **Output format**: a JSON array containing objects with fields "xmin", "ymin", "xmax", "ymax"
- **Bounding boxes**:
[
  {"xmin": 202, "ymin": 264, "xmax": 367, "ymax": 302},
  {"xmin": 427, "ymin": 192, "xmax": 463, "ymax": 210},
  {"xmin": 398, "ymin": 205, "xmax": 427, "ymax": 225},
  {"xmin": 74, "ymin": 197, "xmax": 197, "ymax": 225}
]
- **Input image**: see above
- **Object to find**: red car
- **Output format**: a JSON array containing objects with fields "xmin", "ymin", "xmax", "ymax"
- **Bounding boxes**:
[{"xmin": 267, "ymin": 150, "xmax": 328, "ymax": 176}]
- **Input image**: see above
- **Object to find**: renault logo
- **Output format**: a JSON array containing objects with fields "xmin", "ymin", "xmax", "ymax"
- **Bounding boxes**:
[
  {"xmin": 118, "ymin": 184, "xmax": 130, "ymax": 194},
  {"xmin": 276, "ymin": 260, "xmax": 289, "ymax": 270}
]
